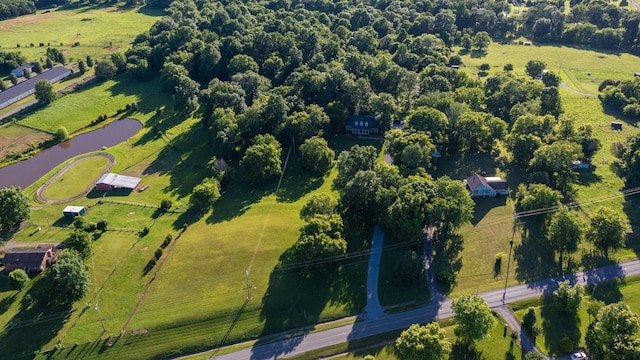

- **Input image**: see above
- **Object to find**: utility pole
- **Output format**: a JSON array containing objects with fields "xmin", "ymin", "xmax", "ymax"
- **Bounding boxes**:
[
  {"xmin": 245, "ymin": 270, "xmax": 253, "ymax": 301},
  {"xmin": 95, "ymin": 302, "xmax": 106, "ymax": 333},
  {"xmin": 503, "ymin": 214, "xmax": 517, "ymax": 302}
]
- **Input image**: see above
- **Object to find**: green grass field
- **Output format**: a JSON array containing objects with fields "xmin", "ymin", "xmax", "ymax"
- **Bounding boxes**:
[
  {"xmin": 460, "ymin": 42, "xmax": 640, "ymax": 95},
  {"xmin": 0, "ymin": 5, "xmax": 161, "ymax": 63},
  {"xmin": 18, "ymin": 76, "xmax": 165, "ymax": 134},
  {"xmin": 329, "ymin": 315, "xmax": 524, "ymax": 360},
  {"xmin": 0, "ymin": 122, "xmax": 51, "ymax": 159},
  {"xmin": 40, "ymin": 155, "xmax": 111, "ymax": 200},
  {"xmin": 511, "ymin": 274, "xmax": 640, "ymax": 356}
]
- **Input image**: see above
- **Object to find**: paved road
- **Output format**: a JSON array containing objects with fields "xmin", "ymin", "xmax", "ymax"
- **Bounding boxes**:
[
  {"xmin": 209, "ymin": 260, "xmax": 640, "ymax": 360},
  {"xmin": 364, "ymin": 225, "xmax": 384, "ymax": 319}
]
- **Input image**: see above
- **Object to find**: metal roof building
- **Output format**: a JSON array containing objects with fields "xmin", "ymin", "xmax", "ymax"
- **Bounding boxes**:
[
  {"xmin": 95, "ymin": 173, "xmax": 142, "ymax": 191},
  {"xmin": 0, "ymin": 66, "xmax": 72, "ymax": 109}
]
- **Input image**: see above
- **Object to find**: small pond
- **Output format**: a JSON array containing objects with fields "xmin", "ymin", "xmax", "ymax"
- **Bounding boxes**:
[{"xmin": 0, "ymin": 118, "xmax": 142, "ymax": 189}]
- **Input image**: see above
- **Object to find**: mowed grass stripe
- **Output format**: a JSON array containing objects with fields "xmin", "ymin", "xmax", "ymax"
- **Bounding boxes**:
[
  {"xmin": 0, "ymin": 6, "xmax": 161, "ymax": 62},
  {"xmin": 41, "ymin": 155, "xmax": 111, "ymax": 200}
]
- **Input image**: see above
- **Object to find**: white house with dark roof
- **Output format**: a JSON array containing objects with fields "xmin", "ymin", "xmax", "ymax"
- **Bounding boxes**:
[{"xmin": 463, "ymin": 173, "xmax": 509, "ymax": 198}]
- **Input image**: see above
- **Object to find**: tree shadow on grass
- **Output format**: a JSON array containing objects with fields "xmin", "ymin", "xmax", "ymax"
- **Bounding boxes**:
[
  {"xmin": 0, "ymin": 278, "xmax": 72, "ymax": 359},
  {"xmin": 205, "ymin": 183, "xmax": 272, "ymax": 224},
  {"xmin": 513, "ymin": 223, "xmax": 559, "ymax": 289},
  {"xmin": 581, "ymin": 251, "xmax": 625, "ymax": 304},
  {"xmin": 451, "ymin": 341, "xmax": 483, "ymax": 359},
  {"xmin": 253, "ymin": 264, "xmax": 339, "ymax": 359},
  {"xmin": 540, "ymin": 294, "xmax": 581, "ymax": 356},
  {"xmin": 275, "ymin": 161, "xmax": 325, "ymax": 203},
  {"xmin": 431, "ymin": 232, "xmax": 464, "ymax": 295},
  {"xmin": 434, "ymin": 151, "xmax": 506, "ymax": 181},
  {"xmin": 470, "ymin": 196, "xmax": 507, "ymax": 226},
  {"xmin": 574, "ymin": 167, "xmax": 602, "ymax": 187}
]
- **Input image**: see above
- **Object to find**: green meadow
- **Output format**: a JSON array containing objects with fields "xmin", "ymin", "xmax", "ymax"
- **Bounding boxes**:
[
  {"xmin": 40, "ymin": 155, "xmax": 111, "ymax": 200},
  {"xmin": 0, "ymin": 5, "xmax": 161, "ymax": 63},
  {"xmin": 511, "ymin": 274, "xmax": 640, "ymax": 356},
  {"xmin": 2, "ymin": 14, "xmax": 640, "ymax": 358}
]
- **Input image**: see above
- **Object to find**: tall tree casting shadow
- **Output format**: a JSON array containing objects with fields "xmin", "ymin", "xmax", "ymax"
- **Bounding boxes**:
[{"xmin": 540, "ymin": 294, "xmax": 581, "ymax": 356}]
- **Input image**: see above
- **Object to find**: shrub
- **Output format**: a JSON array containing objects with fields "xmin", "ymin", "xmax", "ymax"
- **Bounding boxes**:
[
  {"xmin": 140, "ymin": 226, "xmax": 150, "ymax": 237},
  {"xmin": 73, "ymin": 216, "xmax": 86, "ymax": 229},
  {"xmin": 522, "ymin": 307, "xmax": 537, "ymax": 332},
  {"xmin": 160, "ymin": 198, "xmax": 173, "ymax": 212},
  {"xmin": 162, "ymin": 234, "xmax": 172, "ymax": 248},
  {"xmin": 479, "ymin": 63, "xmax": 490, "ymax": 70},
  {"xmin": 96, "ymin": 219, "xmax": 108, "ymax": 232},
  {"xmin": 84, "ymin": 222, "xmax": 97, "ymax": 232},
  {"xmin": 610, "ymin": 141, "xmax": 626, "ymax": 158},
  {"xmin": 154, "ymin": 248, "xmax": 163, "ymax": 260},
  {"xmin": 504, "ymin": 63, "xmax": 514, "ymax": 71},
  {"xmin": 559, "ymin": 337, "xmax": 573, "ymax": 353},
  {"xmin": 9, "ymin": 269, "xmax": 30, "ymax": 290}
]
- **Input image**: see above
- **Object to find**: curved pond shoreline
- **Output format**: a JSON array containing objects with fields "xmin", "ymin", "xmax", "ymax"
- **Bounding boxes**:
[{"xmin": 0, "ymin": 118, "xmax": 142, "ymax": 190}]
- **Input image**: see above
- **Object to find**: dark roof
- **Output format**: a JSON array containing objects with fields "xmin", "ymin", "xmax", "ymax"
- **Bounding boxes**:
[
  {"xmin": 346, "ymin": 115, "xmax": 379, "ymax": 129},
  {"xmin": 0, "ymin": 66, "xmax": 71, "ymax": 107},
  {"xmin": 3, "ymin": 248, "xmax": 51, "ymax": 268},
  {"xmin": 13, "ymin": 63, "xmax": 35, "ymax": 73},
  {"xmin": 487, "ymin": 180, "xmax": 509, "ymax": 190}
]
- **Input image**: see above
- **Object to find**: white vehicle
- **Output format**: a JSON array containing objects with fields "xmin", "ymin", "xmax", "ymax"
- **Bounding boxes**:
[{"xmin": 570, "ymin": 352, "xmax": 587, "ymax": 360}]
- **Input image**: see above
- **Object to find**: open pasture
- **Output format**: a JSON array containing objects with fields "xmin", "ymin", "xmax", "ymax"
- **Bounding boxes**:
[{"xmin": 0, "ymin": 5, "xmax": 161, "ymax": 63}]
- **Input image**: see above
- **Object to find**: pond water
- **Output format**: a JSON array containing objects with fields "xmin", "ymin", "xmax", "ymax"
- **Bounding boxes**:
[{"xmin": 0, "ymin": 118, "xmax": 142, "ymax": 190}]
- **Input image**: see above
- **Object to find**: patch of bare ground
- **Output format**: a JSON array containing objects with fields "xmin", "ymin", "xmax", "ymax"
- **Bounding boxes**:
[
  {"xmin": 0, "ymin": 130, "xmax": 52, "ymax": 158},
  {"xmin": 0, "ymin": 12, "xmax": 55, "ymax": 31}
]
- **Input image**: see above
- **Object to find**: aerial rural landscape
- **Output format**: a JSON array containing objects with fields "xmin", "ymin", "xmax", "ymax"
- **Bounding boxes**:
[{"xmin": 1, "ymin": 0, "xmax": 640, "ymax": 359}]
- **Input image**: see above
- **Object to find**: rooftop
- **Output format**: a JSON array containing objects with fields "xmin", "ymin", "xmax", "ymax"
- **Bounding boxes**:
[
  {"xmin": 0, "ymin": 66, "xmax": 71, "ymax": 108},
  {"xmin": 97, "ymin": 173, "xmax": 141, "ymax": 189}
]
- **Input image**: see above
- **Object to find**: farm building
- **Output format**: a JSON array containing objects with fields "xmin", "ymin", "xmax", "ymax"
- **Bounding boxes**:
[
  {"xmin": 11, "ymin": 63, "xmax": 35, "ymax": 77},
  {"xmin": 345, "ymin": 115, "xmax": 380, "ymax": 136},
  {"xmin": 464, "ymin": 173, "xmax": 510, "ymax": 198},
  {"xmin": 63, "ymin": 206, "xmax": 86, "ymax": 219},
  {"xmin": 95, "ymin": 173, "xmax": 141, "ymax": 191},
  {"xmin": 611, "ymin": 122, "xmax": 623, "ymax": 130},
  {"xmin": 0, "ymin": 66, "xmax": 72, "ymax": 110},
  {"xmin": 3, "ymin": 247, "xmax": 57, "ymax": 273}
]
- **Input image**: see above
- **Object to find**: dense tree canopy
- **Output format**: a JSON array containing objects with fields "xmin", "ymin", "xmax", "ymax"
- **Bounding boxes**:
[
  {"xmin": 586, "ymin": 207, "xmax": 627, "ymax": 258},
  {"xmin": 396, "ymin": 323, "xmax": 451, "ymax": 360},
  {"xmin": 451, "ymin": 294, "xmax": 494, "ymax": 343},
  {"xmin": 587, "ymin": 302, "xmax": 640, "ymax": 360},
  {"xmin": 547, "ymin": 208, "xmax": 583, "ymax": 271},
  {"xmin": 0, "ymin": 186, "xmax": 30, "ymax": 231},
  {"xmin": 44, "ymin": 250, "xmax": 90, "ymax": 305},
  {"xmin": 239, "ymin": 134, "xmax": 282, "ymax": 185}
]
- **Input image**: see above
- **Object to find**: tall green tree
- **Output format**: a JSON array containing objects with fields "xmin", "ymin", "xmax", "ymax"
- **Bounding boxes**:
[
  {"xmin": 451, "ymin": 294, "xmax": 495, "ymax": 343},
  {"xmin": 395, "ymin": 323, "xmax": 452, "ymax": 360},
  {"xmin": 239, "ymin": 134, "xmax": 282, "ymax": 185},
  {"xmin": 299, "ymin": 194, "xmax": 337, "ymax": 220},
  {"xmin": 525, "ymin": 60, "xmax": 546, "ymax": 78},
  {"xmin": 191, "ymin": 177, "xmax": 222, "ymax": 211},
  {"xmin": 333, "ymin": 145, "xmax": 378, "ymax": 189},
  {"xmin": 587, "ymin": 302, "xmax": 640, "ymax": 360},
  {"xmin": 586, "ymin": 207, "xmax": 627, "ymax": 258},
  {"xmin": 529, "ymin": 141, "xmax": 583, "ymax": 191},
  {"xmin": 34, "ymin": 80, "xmax": 55, "ymax": 105},
  {"xmin": 65, "ymin": 229, "xmax": 92, "ymax": 259},
  {"xmin": 45, "ymin": 250, "xmax": 90, "ymax": 305},
  {"xmin": 0, "ymin": 186, "xmax": 30, "ymax": 231},
  {"xmin": 553, "ymin": 280, "xmax": 583, "ymax": 315},
  {"xmin": 299, "ymin": 136, "xmax": 335, "ymax": 176},
  {"xmin": 547, "ymin": 208, "xmax": 583, "ymax": 271}
]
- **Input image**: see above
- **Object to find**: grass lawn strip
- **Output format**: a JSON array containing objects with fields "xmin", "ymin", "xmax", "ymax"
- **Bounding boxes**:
[
  {"xmin": 0, "ymin": 6, "xmax": 161, "ymax": 63},
  {"xmin": 511, "ymin": 273, "xmax": 640, "ymax": 356},
  {"xmin": 39, "ymin": 153, "xmax": 113, "ymax": 201}
]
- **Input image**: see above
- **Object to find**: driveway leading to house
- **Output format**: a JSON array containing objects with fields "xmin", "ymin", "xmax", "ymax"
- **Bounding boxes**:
[{"xmin": 364, "ymin": 225, "xmax": 385, "ymax": 319}]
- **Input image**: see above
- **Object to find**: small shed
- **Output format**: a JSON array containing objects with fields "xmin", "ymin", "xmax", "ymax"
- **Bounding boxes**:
[
  {"xmin": 611, "ymin": 122, "xmax": 623, "ymax": 130},
  {"xmin": 634, "ymin": 72, "xmax": 640, "ymax": 77},
  {"xmin": 572, "ymin": 160, "xmax": 590, "ymax": 170},
  {"xmin": 63, "ymin": 206, "xmax": 86, "ymax": 219},
  {"xmin": 96, "ymin": 173, "xmax": 141, "ymax": 191},
  {"xmin": 11, "ymin": 63, "xmax": 34, "ymax": 78}
]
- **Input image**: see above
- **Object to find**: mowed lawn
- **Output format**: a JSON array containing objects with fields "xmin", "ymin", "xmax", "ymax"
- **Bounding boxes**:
[
  {"xmin": 511, "ymin": 274, "xmax": 640, "ymax": 356},
  {"xmin": 460, "ymin": 42, "xmax": 640, "ymax": 95},
  {"xmin": 19, "ymin": 76, "xmax": 165, "ymax": 134},
  {"xmin": 40, "ymin": 155, "xmax": 111, "ymax": 200},
  {"xmin": 0, "ymin": 5, "xmax": 161, "ymax": 63},
  {"xmin": 330, "ymin": 315, "xmax": 523, "ymax": 360}
]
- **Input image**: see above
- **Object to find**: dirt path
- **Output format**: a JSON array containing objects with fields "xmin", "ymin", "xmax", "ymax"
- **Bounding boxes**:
[
  {"xmin": 559, "ymin": 82, "xmax": 597, "ymax": 97},
  {"xmin": 36, "ymin": 153, "xmax": 115, "ymax": 204}
]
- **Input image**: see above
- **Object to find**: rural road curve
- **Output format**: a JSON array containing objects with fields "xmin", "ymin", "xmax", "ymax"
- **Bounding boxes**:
[{"xmin": 208, "ymin": 260, "xmax": 640, "ymax": 360}]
